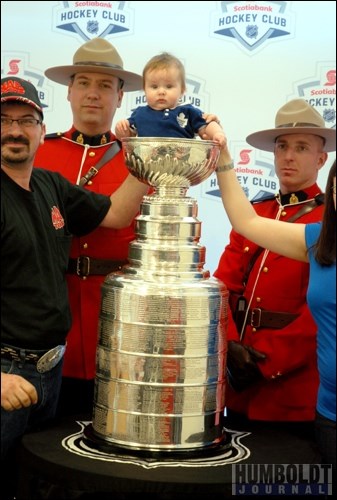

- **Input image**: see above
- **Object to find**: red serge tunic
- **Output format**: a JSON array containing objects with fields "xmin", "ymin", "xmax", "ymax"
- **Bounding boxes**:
[
  {"xmin": 214, "ymin": 184, "xmax": 323, "ymax": 421},
  {"xmin": 34, "ymin": 128, "xmax": 136, "ymax": 379}
]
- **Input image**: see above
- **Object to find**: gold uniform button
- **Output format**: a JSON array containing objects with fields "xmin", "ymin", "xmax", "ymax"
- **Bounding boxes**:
[
  {"xmin": 88, "ymin": 181, "xmax": 93, "ymax": 185},
  {"xmin": 89, "ymin": 151, "xmax": 96, "ymax": 157},
  {"xmin": 252, "ymin": 328, "xmax": 257, "ymax": 333},
  {"xmin": 263, "ymin": 267, "xmax": 268, "ymax": 273},
  {"xmin": 281, "ymin": 210, "xmax": 287, "ymax": 217},
  {"xmin": 256, "ymin": 297, "xmax": 261, "ymax": 303},
  {"xmin": 244, "ymin": 246, "xmax": 250, "ymax": 253},
  {"xmin": 82, "ymin": 243, "xmax": 88, "ymax": 249}
]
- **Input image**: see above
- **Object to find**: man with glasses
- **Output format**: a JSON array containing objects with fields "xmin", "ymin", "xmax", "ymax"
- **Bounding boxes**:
[
  {"xmin": 1, "ymin": 117, "xmax": 43, "ymax": 128},
  {"xmin": 1, "ymin": 76, "xmax": 149, "ymax": 499}
]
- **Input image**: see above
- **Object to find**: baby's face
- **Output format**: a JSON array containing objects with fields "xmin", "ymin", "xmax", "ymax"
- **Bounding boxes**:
[{"xmin": 144, "ymin": 67, "xmax": 184, "ymax": 110}]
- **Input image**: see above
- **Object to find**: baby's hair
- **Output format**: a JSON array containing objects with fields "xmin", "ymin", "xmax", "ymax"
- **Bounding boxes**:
[{"xmin": 143, "ymin": 52, "xmax": 186, "ymax": 92}]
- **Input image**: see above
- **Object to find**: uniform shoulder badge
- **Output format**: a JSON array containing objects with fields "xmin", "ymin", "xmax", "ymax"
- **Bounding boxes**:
[
  {"xmin": 314, "ymin": 193, "xmax": 325, "ymax": 205},
  {"xmin": 44, "ymin": 132, "xmax": 64, "ymax": 139},
  {"xmin": 251, "ymin": 193, "xmax": 277, "ymax": 205}
]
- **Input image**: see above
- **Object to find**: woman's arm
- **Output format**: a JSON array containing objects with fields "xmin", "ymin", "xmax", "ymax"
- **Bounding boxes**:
[{"xmin": 216, "ymin": 147, "xmax": 308, "ymax": 262}]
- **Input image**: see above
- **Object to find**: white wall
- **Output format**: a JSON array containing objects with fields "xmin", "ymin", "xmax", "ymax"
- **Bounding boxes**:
[{"xmin": 1, "ymin": 1, "xmax": 336, "ymax": 273}]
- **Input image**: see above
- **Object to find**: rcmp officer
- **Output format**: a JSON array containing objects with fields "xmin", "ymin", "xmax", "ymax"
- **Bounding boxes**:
[
  {"xmin": 34, "ymin": 38, "xmax": 143, "ymax": 416},
  {"xmin": 34, "ymin": 38, "xmax": 219, "ymax": 416},
  {"xmin": 214, "ymin": 99, "xmax": 334, "ymax": 423}
]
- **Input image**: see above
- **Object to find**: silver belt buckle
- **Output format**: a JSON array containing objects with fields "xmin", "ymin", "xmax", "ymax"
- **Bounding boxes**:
[
  {"xmin": 250, "ymin": 308, "xmax": 262, "ymax": 328},
  {"xmin": 37, "ymin": 345, "xmax": 66, "ymax": 373}
]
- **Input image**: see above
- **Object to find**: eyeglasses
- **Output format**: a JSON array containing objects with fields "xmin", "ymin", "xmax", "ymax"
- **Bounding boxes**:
[{"xmin": 1, "ymin": 117, "xmax": 42, "ymax": 129}]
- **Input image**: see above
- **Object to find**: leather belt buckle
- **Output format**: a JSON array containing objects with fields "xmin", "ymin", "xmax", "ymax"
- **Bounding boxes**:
[
  {"xmin": 250, "ymin": 308, "xmax": 262, "ymax": 328},
  {"xmin": 37, "ymin": 345, "xmax": 66, "ymax": 373},
  {"xmin": 77, "ymin": 256, "xmax": 90, "ymax": 277}
]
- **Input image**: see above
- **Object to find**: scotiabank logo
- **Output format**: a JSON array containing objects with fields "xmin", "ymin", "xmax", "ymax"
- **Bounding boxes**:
[
  {"xmin": 1, "ymin": 51, "xmax": 51, "ymax": 115},
  {"xmin": 324, "ymin": 70, "xmax": 336, "ymax": 86},
  {"xmin": 289, "ymin": 62, "xmax": 336, "ymax": 129},
  {"xmin": 202, "ymin": 144, "xmax": 277, "ymax": 201}
]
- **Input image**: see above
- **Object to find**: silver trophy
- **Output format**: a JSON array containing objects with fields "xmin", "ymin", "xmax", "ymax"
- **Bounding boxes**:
[{"xmin": 89, "ymin": 138, "xmax": 229, "ymax": 454}]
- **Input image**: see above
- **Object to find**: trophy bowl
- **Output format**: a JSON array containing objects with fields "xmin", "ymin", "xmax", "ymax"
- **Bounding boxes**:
[{"xmin": 122, "ymin": 137, "xmax": 220, "ymax": 187}]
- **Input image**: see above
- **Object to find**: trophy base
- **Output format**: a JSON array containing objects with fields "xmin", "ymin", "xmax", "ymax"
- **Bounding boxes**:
[{"xmin": 83, "ymin": 423, "xmax": 232, "ymax": 459}]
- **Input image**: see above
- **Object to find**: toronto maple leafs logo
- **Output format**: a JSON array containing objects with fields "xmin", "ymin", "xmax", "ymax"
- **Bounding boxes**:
[{"xmin": 177, "ymin": 112, "xmax": 188, "ymax": 128}]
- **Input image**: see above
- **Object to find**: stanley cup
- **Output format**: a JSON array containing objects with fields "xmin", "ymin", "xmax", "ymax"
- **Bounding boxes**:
[{"xmin": 90, "ymin": 138, "xmax": 229, "ymax": 453}]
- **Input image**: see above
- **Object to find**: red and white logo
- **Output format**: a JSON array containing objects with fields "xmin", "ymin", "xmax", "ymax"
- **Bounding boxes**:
[{"xmin": 51, "ymin": 206, "xmax": 65, "ymax": 230}]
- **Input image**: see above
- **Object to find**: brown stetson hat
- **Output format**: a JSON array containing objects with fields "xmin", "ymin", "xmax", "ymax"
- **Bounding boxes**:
[
  {"xmin": 45, "ymin": 37, "xmax": 142, "ymax": 92},
  {"xmin": 246, "ymin": 98, "xmax": 336, "ymax": 152}
]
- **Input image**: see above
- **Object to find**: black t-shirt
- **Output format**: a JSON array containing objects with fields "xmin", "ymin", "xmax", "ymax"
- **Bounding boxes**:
[{"xmin": 1, "ymin": 168, "xmax": 111, "ymax": 349}]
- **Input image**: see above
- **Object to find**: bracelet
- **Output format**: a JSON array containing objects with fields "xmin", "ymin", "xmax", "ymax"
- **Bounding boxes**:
[{"xmin": 215, "ymin": 161, "xmax": 234, "ymax": 172}]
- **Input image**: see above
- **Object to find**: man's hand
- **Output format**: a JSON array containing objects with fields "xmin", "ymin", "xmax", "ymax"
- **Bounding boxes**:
[
  {"xmin": 226, "ymin": 340, "xmax": 266, "ymax": 392},
  {"xmin": 1, "ymin": 373, "xmax": 38, "ymax": 411}
]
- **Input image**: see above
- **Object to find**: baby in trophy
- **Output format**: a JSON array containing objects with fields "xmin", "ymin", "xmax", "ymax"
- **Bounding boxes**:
[{"xmin": 115, "ymin": 51, "xmax": 225, "ymax": 161}]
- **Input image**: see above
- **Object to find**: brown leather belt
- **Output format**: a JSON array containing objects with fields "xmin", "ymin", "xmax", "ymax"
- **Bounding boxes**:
[
  {"xmin": 245, "ymin": 308, "xmax": 299, "ymax": 329},
  {"xmin": 67, "ymin": 256, "xmax": 128, "ymax": 277}
]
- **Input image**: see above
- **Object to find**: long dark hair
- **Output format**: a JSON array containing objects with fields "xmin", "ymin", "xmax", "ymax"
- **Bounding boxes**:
[{"xmin": 314, "ymin": 160, "xmax": 336, "ymax": 265}]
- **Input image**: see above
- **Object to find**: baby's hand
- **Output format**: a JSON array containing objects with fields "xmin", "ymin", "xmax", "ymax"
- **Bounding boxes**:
[
  {"xmin": 115, "ymin": 119, "xmax": 133, "ymax": 140},
  {"xmin": 202, "ymin": 113, "xmax": 221, "ymax": 125}
]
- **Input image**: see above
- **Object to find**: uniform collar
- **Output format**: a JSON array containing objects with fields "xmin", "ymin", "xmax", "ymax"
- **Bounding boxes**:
[
  {"xmin": 69, "ymin": 127, "xmax": 113, "ymax": 146},
  {"xmin": 277, "ymin": 183, "xmax": 322, "ymax": 205}
]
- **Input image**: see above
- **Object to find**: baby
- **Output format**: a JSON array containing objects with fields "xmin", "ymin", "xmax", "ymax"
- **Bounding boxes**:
[{"xmin": 115, "ymin": 52, "xmax": 225, "ymax": 146}]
